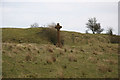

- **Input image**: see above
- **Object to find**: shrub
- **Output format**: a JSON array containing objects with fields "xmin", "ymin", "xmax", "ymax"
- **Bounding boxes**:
[
  {"xmin": 86, "ymin": 17, "xmax": 104, "ymax": 34},
  {"xmin": 42, "ymin": 27, "xmax": 57, "ymax": 45},
  {"xmin": 106, "ymin": 27, "xmax": 113, "ymax": 35},
  {"xmin": 109, "ymin": 35, "xmax": 120, "ymax": 44},
  {"xmin": 41, "ymin": 23, "xmax": 64, "ymax": 45}
]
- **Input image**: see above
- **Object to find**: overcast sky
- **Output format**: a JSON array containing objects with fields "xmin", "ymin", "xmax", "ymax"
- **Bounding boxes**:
[{"xmin": 0, "ymin": 0, "xmax": 119, "ymax": 34}]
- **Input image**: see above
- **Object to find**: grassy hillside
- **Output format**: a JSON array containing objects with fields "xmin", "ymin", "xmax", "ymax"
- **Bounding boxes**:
[
  {"xmin": 2, "ymin": 28, "xmax": 120, "ymax": 44},
  {"xmin": 2, "ymin": 28, "xmax": 119, "ymax": 78}
]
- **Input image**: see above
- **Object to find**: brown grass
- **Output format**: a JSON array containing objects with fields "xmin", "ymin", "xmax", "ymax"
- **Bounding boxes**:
[
  {"xmin": 25, "ymin": 54, "xmax": 32, "ymax": 61},
  {"xmin": 59, "ymin": 51, "xmax": 64, "ymax": 55},
  {"xmin": 51, "ymin": 56, "xmax": 56, "ymax": 62},
  {"xmin": 8, "ymin": 52, "xmax": 12, "ymax": 57},
  {"xmin": 57, "ymin": 67, "xmax": 64, "ymax": 78},
  {"xmin": 93, "ymin": 51, "xmax": 98, "ymax": 55},
  {"xmin": 12, "ymin": 48, "xmax": 18, "ymax": 54},
  {"xmin": 88, "ymin": 56, "xmax": 97, "ymax": 63},
  {"xmin": 97, "ymin": 63, "xmax": 112, "ymax": 73},
  {"xmin": 68, "ymin": 54, "xmax": 77, "ymax": 62},
  {"xmin": 2, "ymin": 50, "xmax": 6, "ymax": 54},
  {"xmin": 46, "ymin": 56, "xmax": 56, "ymax": 64},
  {"xmin": 103, "ymin": 59, "xmax": 117, "ymax": 65},
  {"xmin": 47, "ymin": 47, "xmax": 53, "ymax": 53},
  {"xmin": 46, "ymin": 58, "xmax": 53, "ymax": 64},
  {"xmin": 64, "ymin": 48, "xmax": 67, "ymax": 52}
]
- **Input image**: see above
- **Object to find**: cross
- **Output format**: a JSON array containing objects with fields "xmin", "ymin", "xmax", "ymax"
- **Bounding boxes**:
[{"xmin": 55, "ymin": 23, "xmax": 62, "ymax": 47}]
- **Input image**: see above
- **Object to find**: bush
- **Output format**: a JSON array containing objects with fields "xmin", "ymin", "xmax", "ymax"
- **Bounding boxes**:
[
  {"xmin": 41, "ymin": 23, "xmax": 64, "ymax": 45},
  {"xmin": 86, "ymin": 17, "xmax": 104, "ymax": 34},
  {"xmin": 106, "ymin": 27, "xmax": 113, "ymax": 35},
  {"xmin": 109, "ymin": 35, "xmax": 120, "ymax": 43},
  {"xmin": 42, "ymin": 27, "xmax": 57, "ymax": 45}
]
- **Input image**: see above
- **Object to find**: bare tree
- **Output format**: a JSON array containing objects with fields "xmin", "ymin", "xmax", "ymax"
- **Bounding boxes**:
[
  {"xmin": 85, "ymin": 30, "xmax": 89, "ymax": 34},
  {"xmin": 86, "ymin": 17, "xmax": 97, "ymax": 34},
  {"xmin": 96, "ymin": 23, "xmax": 104, "ymax": 34},
  {"xmin": 47, "ymin": 22, "xmax": 56, "ymax": 28},
  {"xmin": 30, "ymin": 23, "xmax": 39, "ymax": 28},
  {"xmin": 107, "ymin": 27, "xmax": 113, "ymax": 35},
  {"xmin": 86, "ymin": 17, "xmax": 104, "ymax": 34}
]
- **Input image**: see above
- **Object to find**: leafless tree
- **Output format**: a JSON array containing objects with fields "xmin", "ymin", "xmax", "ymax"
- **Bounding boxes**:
[
  {"xmin": 30, "ymin": 23, "xmax": 39, "ymax": 28},
  {"xmin": 86, "ymin": 17, "xmax": 104, "ymax": 34}
]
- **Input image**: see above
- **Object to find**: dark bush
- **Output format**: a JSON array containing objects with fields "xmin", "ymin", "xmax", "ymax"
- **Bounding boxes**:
[
  {"xmin": 41, "ymin": 27, "xmax": 57, "ymax": 45},
  {"xmin": 41, "ymin": 23, "xmax": 64, "ymax": 45},
  {"xmin": 106, "ymin": 27, "xmax": 113, "ymax": 35},
  {"xmin": 109, "ymin": 35, "xmax": 120, "ymax": 44}
]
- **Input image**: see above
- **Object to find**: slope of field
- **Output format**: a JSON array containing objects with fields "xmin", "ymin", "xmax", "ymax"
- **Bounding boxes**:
[{"xmin": 2, "ymin": 28, "xmax": 119, "ymax": 78}]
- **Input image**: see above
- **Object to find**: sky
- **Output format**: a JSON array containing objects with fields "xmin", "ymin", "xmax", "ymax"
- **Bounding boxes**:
[{"xmin": 0, "ymin": 0, "xmax": 119, "ymax": 35}]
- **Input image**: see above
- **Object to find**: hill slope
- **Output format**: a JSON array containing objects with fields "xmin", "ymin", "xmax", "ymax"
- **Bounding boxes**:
[
  {"xmin": 3, "ymin": 28, "xmax": 119, "ymax": 44},
  {"xmin": 2, "ymin": 28, "xmax": 119, "ymax": 78}
]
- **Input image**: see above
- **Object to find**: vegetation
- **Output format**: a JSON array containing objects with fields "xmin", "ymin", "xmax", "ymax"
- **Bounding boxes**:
[
  {"xmin": 86, "ymin": 17, "xmax": 104, "ymax": 34},
  {"xmin": 2, "ymin": 28, "xmax": 119, "ymax": 78},
  {"xmin": 107, "ymin": 27, "xmax": 113, "ymax": 35},
  {"xmin": 30, "ymin": 23, "xmax": 39, "ymax": 28},
  {"xmin": 41, "ymin": 27, "xmax": 57, "ymax": 45}
]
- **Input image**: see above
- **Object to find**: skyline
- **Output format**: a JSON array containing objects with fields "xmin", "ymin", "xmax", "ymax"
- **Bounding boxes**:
[{"xmin": 0, "ymin": 2, "xmax": 118, "ymax": 34}]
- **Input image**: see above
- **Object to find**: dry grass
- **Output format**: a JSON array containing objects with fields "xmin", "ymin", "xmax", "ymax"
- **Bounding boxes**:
[
  {"xmin": 51, "ymin": 56, "xmax": 56, "ymax": 62},
  {"xmin": 25, "ymin": 54, "xmax": 32, "ymax": 61},
  {"xmin": 64, "ymin": 48, "xmax": 67, "ymax": 52},
  {"xmin": 46, "ymin": 56, "xmax": 56, "ymax": 64},
  {"xmin": 68, "ymin": 54, "xmax": 77, "ymax": 62},
  {"xmin": 12, "ymin": 48, "xmax": 18, "ymax": 54},
  {"xmin": 56, "ymin": 67, "xmax": 64, "ymax": 78},
  {"xmin": 88, "ymin": 56, "xmax": 97, "ymax": 63},
  {"xmin": 2, "ymin": 50, "xmax": 6, "ymax": 54},
  {"xmin": 2, "ymin": 28, "xmax": 119, "ymax": 78},
  {"xmin": 103, "ymin": 59, "xmax": 117, "ymax": 65},
  {"xmin": 8, "ymin": 52, "xmax": 12, "ymax": 57},
  {"xmin": 48, "ymin": 48, "xmax": 53, "ymax": 53},
  {"xmin": 47, "ymin": 45, "xmax": 54, "ymax": 53},
  {"xmin": 97, "ymin": 63, "xmax": 112, "ymax": 73},
  {"xmin": 93, "ymin": 51, "xmax": 98, "ymax": 55},
  {"xmin": 46, "ymin": 58, "xmax": 53, "ymax": 64},
  {"xmin": 59, "ymin": 51, "xmax": 64, "ymax": 55}
]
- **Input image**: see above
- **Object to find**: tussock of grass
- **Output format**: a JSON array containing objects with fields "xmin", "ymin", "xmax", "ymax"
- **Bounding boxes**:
[
  {"xmin": 25, "ymin": 54, "xmax": 32, "ymax": 61},
  {"xmin": 68, "ymin": 54, "xmax": 77, "ymax": 62},
  {"xmin": 46, "ymin": 55, "xmax": 56, "ymax": 64},
  {"xmin": 97, "ymin": 63, "xmax": 112, "ymax": 73}
]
